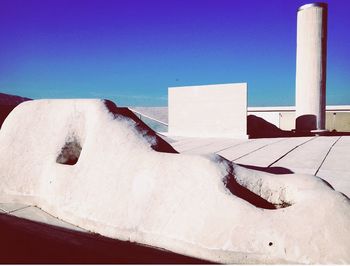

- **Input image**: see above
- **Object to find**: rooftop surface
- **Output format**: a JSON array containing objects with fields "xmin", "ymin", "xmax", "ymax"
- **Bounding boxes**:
[
  {"xmin": 168, "ymin": 135, "xmax": 350, "ymax": 197},
  {"xmin": 3, "ymin": 135, "xmax": 348, "ymax": 216},
  {"xmin": 1, "ymin": 134, "xmax": 349, "ymax": 262}
]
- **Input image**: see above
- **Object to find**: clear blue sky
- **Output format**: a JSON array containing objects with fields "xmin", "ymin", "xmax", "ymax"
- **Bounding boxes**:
[{"xmin": 0, "ymin": 0, "xmax": 349, "ymax": 106}]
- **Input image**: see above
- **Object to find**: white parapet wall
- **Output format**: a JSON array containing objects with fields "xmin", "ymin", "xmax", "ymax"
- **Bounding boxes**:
[
  {"xmin": 248, "ymin": 105, "xmax": 350, "ymax": 131},
  {"xmin": 168, "ymin": 83, "xmax": 248, "ymax": 138}
]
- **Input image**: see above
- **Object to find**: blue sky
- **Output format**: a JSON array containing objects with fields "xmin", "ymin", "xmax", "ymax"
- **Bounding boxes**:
[{"xmin": 0, "ymin": 0, "xmax": 349, "ymax": 106}]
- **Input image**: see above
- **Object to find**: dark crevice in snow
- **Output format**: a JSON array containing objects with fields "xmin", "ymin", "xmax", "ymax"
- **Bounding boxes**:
[
  {"xmin": 223, "ymin": 171, "xmax": 293, "ymax": 209},
  {"xmin": 218, "ymin": 157, "xmax": 292, "ymax": 210},
  {"xmin": 224, "ymin": 173, "xmax": 277, "ymax": 210},
  {"xmin": 56, "ymin": 138, "xmax": 82, "ymax": 165}
]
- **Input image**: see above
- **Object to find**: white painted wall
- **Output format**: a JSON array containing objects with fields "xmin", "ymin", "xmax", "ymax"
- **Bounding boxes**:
[{"xmin": 168, "ymin": 83, "xmax": 247, "ymax": 138}]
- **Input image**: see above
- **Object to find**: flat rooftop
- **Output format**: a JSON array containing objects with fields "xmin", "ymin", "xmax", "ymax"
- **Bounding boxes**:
[
  {"xmin": 1, "ymin": 135, "xmax": 349, "ymax": 262},
  {"xmin": 167, "ymin": 135, "xmax": 350, "ymax": 197}
]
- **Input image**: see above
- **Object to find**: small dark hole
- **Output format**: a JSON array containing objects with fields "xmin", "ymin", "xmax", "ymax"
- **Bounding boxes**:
[
  {"xmin": 269, "ymin": 242, "xmax": 273, "ymax": 246},
  {"xmin": 56, "ymin": 138, "xmax": 82, "ymax": 165}
]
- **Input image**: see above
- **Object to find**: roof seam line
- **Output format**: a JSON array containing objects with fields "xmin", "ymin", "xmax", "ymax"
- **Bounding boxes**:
[
  {"xmin": 268, "ymin": 137, "xmax": 317, "ymax": 168},
  {"xmin": 232, "ymin": 138, "xmax": 286, "ymax": 162},
  {"xmin": 314, "ymin": 136, "xmax": 342, "ymax": 176}
]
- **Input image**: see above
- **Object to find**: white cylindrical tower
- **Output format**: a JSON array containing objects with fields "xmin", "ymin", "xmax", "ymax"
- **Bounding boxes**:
[{"xmin": 295, "ymin": 3, "xmax": 328, "ymax": 132}]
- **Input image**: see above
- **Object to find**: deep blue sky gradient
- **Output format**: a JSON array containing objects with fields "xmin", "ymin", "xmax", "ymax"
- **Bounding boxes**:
[{"xmin": 1, "ymin": 0, "xmax": 349, "ymax": 106}]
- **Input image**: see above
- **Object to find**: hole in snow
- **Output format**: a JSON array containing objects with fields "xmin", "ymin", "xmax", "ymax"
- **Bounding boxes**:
[
  {"xmin": 56, "ymin": 138, "xmax": 82, "ymax": 165},
  {"xmin": 269, "ymin": 242, "xmax": 273, "ymax": 246}
]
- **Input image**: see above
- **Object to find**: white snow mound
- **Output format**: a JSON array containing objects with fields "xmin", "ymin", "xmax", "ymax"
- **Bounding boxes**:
[{"xmin": 0, "ymin": 99, "xmax": 349, "ymax": 264}]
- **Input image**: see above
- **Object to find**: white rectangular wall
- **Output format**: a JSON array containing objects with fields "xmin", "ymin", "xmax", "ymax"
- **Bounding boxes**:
[{"xmin": 168, "ymin": 83, "xmax": 247, "ymax": 138}]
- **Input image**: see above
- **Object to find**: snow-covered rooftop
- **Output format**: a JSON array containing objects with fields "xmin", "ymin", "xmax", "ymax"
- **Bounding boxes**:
[
  {"xmin": 0, "ymin": 99, "xmax": 349, "ymax": 264},
  {"xmin": 166, "ymin": 135, "xmax": 350, "ymax": 197}
]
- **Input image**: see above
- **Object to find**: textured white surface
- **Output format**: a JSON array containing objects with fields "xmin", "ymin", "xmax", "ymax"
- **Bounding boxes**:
[
  {"xmin": 0, "ymin": 99, "xmax": 349, "ymax": 264},
  {"xmin": 168, "ymin": 83, "xmax": 248, "ymax": 138}
]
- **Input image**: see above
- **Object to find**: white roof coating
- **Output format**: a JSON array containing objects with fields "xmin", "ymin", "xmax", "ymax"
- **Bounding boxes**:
[
  {"xmin": 0, "ymin": 99, "xmax": 349, "ymax": 264},
  {"xmin": 169, "ymin": 135, "xmax": 350, "ymax": 197}
]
